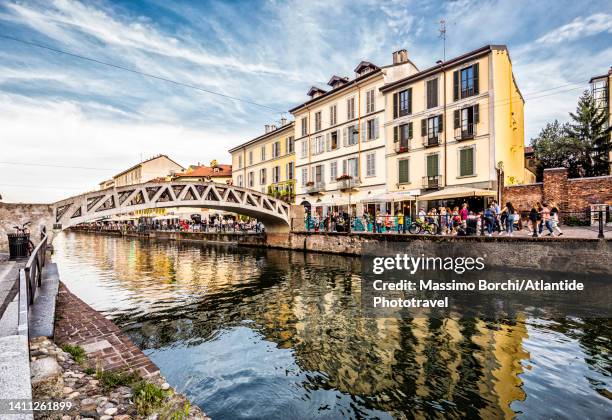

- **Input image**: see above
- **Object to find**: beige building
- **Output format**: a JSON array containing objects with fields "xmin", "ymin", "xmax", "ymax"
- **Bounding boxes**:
[
  {"xmin": 290, "ymin": 49, "xmax": 419, "ymax": 216},
  {"xmin": 112, "ymin": 155, "xmax": 184, "ymax": 187},
  {"xmin": 172, "ymin": 160, "xmax": 232, "ymax": 184},
  {"xmin": 590, "ymin": 66, "xmax": 612, "ymax": 174},
  {"xmin": 99, "ymin": 179, "xmax": 115, "ymax": 190},
  {"xmin": 381, "ymin": 45, "xmax": 525, "ymax": 217},
  {"xmin": 229, "ymin": 121, "xmax": 296, "ymax": 203}
]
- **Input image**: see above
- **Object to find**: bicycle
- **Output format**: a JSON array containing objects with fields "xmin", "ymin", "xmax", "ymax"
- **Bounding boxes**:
[
  {"xmin": 408, "ymin": 218, "xmax": 439, "ymax": 235},
  {"xmin": 13, "ymin": 221, "xmax": 35, "ymax": 256}
]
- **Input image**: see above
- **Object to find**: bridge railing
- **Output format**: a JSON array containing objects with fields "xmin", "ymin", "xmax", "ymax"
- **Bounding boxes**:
[{"xmin": 17, "ymin": 232, "xmax": 48, "ymax": 337}]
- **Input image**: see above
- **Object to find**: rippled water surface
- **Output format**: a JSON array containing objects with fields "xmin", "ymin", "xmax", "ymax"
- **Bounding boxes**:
[{"xmin": 52, "ymin": 232, "xmax": 611, "ymax": 419}]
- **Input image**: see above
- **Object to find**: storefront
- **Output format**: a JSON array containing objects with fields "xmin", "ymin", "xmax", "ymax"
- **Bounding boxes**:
[
  {"xmin": 362, "ymin": 191, "xmax": 418, "ymax": 219},
  {"xmin": 416, "ymin": 186, "xmax": 497, "ymax": 213}
]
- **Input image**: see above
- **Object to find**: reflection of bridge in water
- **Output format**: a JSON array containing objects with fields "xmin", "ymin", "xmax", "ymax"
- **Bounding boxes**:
[{"xmin": 52, "ymin": 181, "xmax": 292, "ymax": 232}]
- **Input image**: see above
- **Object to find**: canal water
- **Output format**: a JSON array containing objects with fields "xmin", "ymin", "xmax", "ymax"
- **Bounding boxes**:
[{"xmin": 52, "ymin": 232, "xmax": 611, "ymax": 419}]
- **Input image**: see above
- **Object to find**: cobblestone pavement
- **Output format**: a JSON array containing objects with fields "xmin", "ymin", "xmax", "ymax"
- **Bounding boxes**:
[{"xmin": 54, "ymin": 283, "xmax": 159, "ymax": 377}]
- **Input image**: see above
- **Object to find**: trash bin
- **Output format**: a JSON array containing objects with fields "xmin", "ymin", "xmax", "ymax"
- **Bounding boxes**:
[{"xmin": 7, "ymin": 233, "xmax": 29, "ymax": 260}]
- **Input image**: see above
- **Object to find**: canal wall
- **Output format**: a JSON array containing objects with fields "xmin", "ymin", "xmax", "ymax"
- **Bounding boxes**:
[{"xmin": 0, "ymin": 203, "xmax": 54, "ymax": 250}]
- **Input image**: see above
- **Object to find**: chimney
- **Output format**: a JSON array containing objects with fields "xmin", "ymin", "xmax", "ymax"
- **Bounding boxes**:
[
  {"xmin": 392, "ymin": 49, "xmax": 408, "ymax": 64},
  {"xmin": 271, "ymin": 124, "xmax": 277, "ymax": 131},
  {"xmin": 265, "ymin": 124, "xmax": 270, "ymax": 133},
  {"xmin": 280, "ymin": 117, "xmax": 287, "ymax": 126}
]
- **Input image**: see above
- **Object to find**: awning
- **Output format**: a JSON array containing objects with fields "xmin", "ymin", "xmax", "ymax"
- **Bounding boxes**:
[
  {"xmin": 417, "ymin": 186, "xmax": 496, "ymax": 201},
  {"xmin": 362, "ymin": 190, "xmax": 418, "ymax": 203}
]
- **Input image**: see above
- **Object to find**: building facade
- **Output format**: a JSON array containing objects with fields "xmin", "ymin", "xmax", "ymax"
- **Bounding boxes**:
[
  {"xmin": 172, "ymin": 160, "xmax": 232, "ymax": 184},
  {"xmin": 290, "ymin": 50, "xmax": 419, "ymax": 217},
  {"xmin": 229, "ymin": 121, "xmax": 296, "ymax": 203},
  {"xmin": 113, "ymin": 155, "xmax": 184, "ymax": 187},
  {"xmin": 380, "ymin": 45, "xmax": 525, "ymax": 217},
  {"xmin": 590, "ymin": 66, "xmax": 612, "ymax": 174}
]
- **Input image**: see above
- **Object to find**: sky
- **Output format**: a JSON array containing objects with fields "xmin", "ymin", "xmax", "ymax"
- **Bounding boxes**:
[{"xmin": 0, "ymin": 0, "xmax": 611, "ymax": 203}]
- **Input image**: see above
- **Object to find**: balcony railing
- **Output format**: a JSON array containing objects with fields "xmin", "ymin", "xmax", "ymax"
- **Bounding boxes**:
[
  {"xmin": 394, "ymin": 141, "xmax": 410, "ymax": 154},
  {"xmin": 455, "ymin": 124, "xmax": 476, "ymax": 141},
  {"xmin": 306, "ymin": 181, "xmax": 325, "ymax": 194},
  {"xmin": 337, "ymin": 176, "xmax": 361, "ymax": 191},
  {"xmin": 422, "ymin": 175, "xmax": 443, "ymax": 190},
  {"xmin": 422, "ymin": 135, "xmax": 440, "ymax": 147},
  {"xmin": 268, "ymin": 179, "xmax": 296, "ymax": 202}
]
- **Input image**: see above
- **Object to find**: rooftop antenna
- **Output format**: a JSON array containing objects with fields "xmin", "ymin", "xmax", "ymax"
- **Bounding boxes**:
[{"xmin": 438, "ymin": 18, "xmax": 447, "ymax": 62}]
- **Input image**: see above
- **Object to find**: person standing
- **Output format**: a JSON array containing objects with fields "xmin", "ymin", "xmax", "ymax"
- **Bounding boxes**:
[
  {"xmin": 376, "ymin": 211, "xmax": 383, "ymax": 233},
  {"xmin": 541, "ymin": 203, "xmax": 554, "ymax": 236},
  {"xmin": 459, "ymin": 203, "xmax": 468, "ymax": 227},
  {"xmin": 550, "ymin": 202, "xmax": 563, "ymax": 236},
  {"xmin": 502, "ymin": 202, "xmax": 516, "ymax": 236},
  {"xmin": 397, "ymin": 210, "xmax": 405, "ymax": 234},
  {"xmin": 529, "ymin": 202, "xmax": 540, "ymax": 237}
]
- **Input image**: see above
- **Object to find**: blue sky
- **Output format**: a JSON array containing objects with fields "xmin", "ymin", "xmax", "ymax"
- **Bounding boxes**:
[{"xmin": 0, "ymin": 0, "xmax": 611, "ymax": 202}]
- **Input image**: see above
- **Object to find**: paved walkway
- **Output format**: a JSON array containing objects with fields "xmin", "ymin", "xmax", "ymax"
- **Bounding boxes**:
[{"xmin": 54, "ymin": 283, "xmax": 160, "ymax": 377}]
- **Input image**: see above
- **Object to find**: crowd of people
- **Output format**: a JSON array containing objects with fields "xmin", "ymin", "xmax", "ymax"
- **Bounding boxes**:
[{"xmin": 306, "ymin": 200, "xmax": 565, "ymax": 237}]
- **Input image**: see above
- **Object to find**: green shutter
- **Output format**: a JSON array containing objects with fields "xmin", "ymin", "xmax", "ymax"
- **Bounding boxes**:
[
  {"xmin": 454, "ymin": 109, "xmax": 460, "ymax": 129},
  {"xmin": 453, "ymin": 70, "xmax": 459, "ymax": 101},
  {"xmin": 437, "ymin": 115, "xmax": 443, "ymax": 133},
  {"xmin": 408, "ymin": 88, "xmax": 412, "ymax": 114},
  {"xmin": 408, "ymin": 122, "xmax": 413, "ymax": 138},
  {"xmin": 460, "ymin": 148, "xmax": 474, "ymax": 176},
  {"xmin": 421, "ymin": 119, "xmax": 427, "ymax": 136},
  {"xmin": 427, "ymin": 155, "xmax": 438, "ymax": 176},
  {"xmin": 473, "ymin": 63, "xmax": 479, "ymax": 95},
  {"xmin": 398, "ymin": 159, "xmax": 409, "ymax": 183},
  {"xmin": 393, "ymin": 126, "xmax": 398, "ymax": 142},
  {"xmin": 393, "ymin": 93, "xmax": 398, "ymax": 119}
]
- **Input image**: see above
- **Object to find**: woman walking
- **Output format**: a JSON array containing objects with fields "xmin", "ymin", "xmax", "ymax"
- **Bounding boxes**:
[
  {"xmin": 550, "ymin": 202, "xmax": 563, "ymax": 236},
  {"xmin": 502, "ymin": 202, "xmax": 517, "ymax": 236}
]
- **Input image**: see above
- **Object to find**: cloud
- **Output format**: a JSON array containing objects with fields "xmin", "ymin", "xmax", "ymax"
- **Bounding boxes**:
[{"xmin": 536, "ymin": 13, "xmax": 612, "ymax": 44}]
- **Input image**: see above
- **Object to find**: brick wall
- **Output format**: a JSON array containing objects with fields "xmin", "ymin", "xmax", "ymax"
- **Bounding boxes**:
[
  {"xmin": 0, "ymin": 203, "xmax": 54, "ymax": 251},
  {"xmin": 503, "ymin": 168, "xmax": 612, "ymax": 214}
]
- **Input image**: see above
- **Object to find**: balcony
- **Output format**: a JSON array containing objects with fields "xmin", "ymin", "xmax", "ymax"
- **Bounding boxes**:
[
  {"xmin": 268, "ymin": 179, "xmax": 296, "ymax": 202},
  {"xmin": 422, "ymin": 175, "xmax": 443, "ymax": 190},
  {"xmin": 455, "ymin": 124, "xmax": 476, "ymax": 141},
  {"xmin": 394, "ymin": 141, "xmax": 410, "ymax": 154},
  {"xmin": 337, "ymin": 176, "xmax": 361, "ymax": 191},
  {"xmin": 306, "ymin": 181, "xmax": 325, "ymax": 195},
  {"xmin": 422, "ymin": 135, "xmax": 440, "ymax": 147}
]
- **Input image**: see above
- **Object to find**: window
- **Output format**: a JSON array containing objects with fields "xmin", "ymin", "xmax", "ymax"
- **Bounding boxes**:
[
  {"xmin": 426, "ymin": 78, "xmax": 438, "ymax": 109},
  {"xmin": 261, "ymin": 146, "xmax": 266, "ymax": 161},
  {"xmin": 328, "ymin": 130, "xmax": 339, "ymax": 151},
  {"xmin": 301, "ymin": 116, "xmax": 308, "ymax": 136},
  {"xmin": 272, "ymin": 141, "xmax": 281, "ymax": 158},
  {"xmin": 237, "ymin": 174, "xmax": 243, "ymax": 187},
  {"xmin": 454, "ymin": 104, "xmax": 479, "ymax": 139},
  {"xmin": 453, "ymin": 63, "xmax": 479, "ymax": 100},
  {"xmin": 314, "ymin": 111, "xmax": 322, "ymax": 131},
  {"xmin": 238, "ymin": 155, "xmax": 243, "ymax": 169},
  {"xmin": 394, "ymin": 88, "xmax": 412, "ymax": 118},
  {"xmin": 300, "ymin": 140, "xmax": 308, "ymax": 158},
  {"xmin": 366, "ymin": 89, "xmax": 375, "ymax": 113},
  {"xmin": 286, "ymin": 162, "xmax": 295, "ymax": 180},
  {"xmin": 342, "ymin": 157, "xmax": 358, "ymax": 178},
  {"xmin": 248, "ymin": 171, "xmax": 254, "ymax": 187},
  {"xmin": 248, "ymin": 151, "xmax": 253, "ymax": 165},
  {"xmin": 393, "ymin": 122, "xmax": 413, "ymax": 150},
  {"xmin": 398, "ymin": 159, "xmax": 409, "ymax": 184},
  {"xmin": 364, "ymin": 118, "xmax": 379, "ymax": 141},
  {"xmin": 366, "ymin": 152, "xmax": 376, "ymax": 177},
  {"xmin": 426, "ymin": 154, "xmax": 439, "ymax": 177},
  {"xmin": 286, "ymin": 136, "xmax": 294, "ymax": 153},
  {"xmin": 344, "ymin": 125, "xmax": 359, "ymax": 146},
  {"xmin": 313, "ymin": 135, "xmax": 325, "ymax": 155},
  {"xmin": 330, "ymin": 104, "xmax": 337, "ymax": 126},
  {"xmin": 301, "ymin": 167, "xmax": 308, "ymax": 186},
  {"xmin": 459, "ymin": 147, "xmax": 475, "ymax": 176},
  {"xmin": 330, "ymin": 161, "xmax": 337, "ymax": 181},
  {"xmin": 347, "ymin": 97, "xmax": 355, "ymax": 120},
  {"xmin": 421, "ymin": 115, "xmax": 443, "ymax": 144},
  {"xmin": 259, "ymin": 168, "xmax": 266, "ymax": 185},
  {"xmin": 272, "ymin": 166, "xmax": 281, "ymax": 183},
  {"xmin": 314, "ymin": 164, "xmax": 324, "ymax": 184}
]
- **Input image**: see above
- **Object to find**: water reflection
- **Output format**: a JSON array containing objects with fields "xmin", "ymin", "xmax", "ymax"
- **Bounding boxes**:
[{"xmin": 53, "ymin": 232, "xmax": 611, "ymax": 419}]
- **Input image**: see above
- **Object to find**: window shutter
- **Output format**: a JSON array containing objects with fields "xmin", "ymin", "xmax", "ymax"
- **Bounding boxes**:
[
  {"xmin": 438, "ymin": 115, "xmax": 443, "ymax": 133},
  {"xmin": 421, "ymin": 119, "xmax": 427, "ymax": 136},
  {"xmin": 408, "ymin": 122, "xmax": 413, "ymax": 139},
  {"xmin": 454, "ymin": 109, "xmax": 460, "ymax": 129},
  {"xmin": 342, "ymin": 159, "xmax": 347, "ymax": 175},
  {"xmin": 393, "ymin": 126, "xmax": 399, "ymax": 142},
  {"xmin": 473, "ymin": 104, "xmax": 480, "ymax": 124},
  {"xmin": 473, "ymin": 63, "xmax": 479, "ymax": 95},
  {"xmin": 375, "ymin": 118, "xmax": 380, "ymax": 139},
  {"xmin": 460, "ymin": 149, "xmax": 466, "ymax": 176},
  {"xmin": 427, "ymin": 155, "xmax": 439, "ymax": 176},
  {"xmin": 453, "ymin": 70, "xmax": 459, "ymax": 101},
  {"xmin": 467, "ymin": 148, "xmax": 474, "ymax": 175},
  {"xmin": 408, "ymin": 88, "xmax": 412, "ymax": 114},
  {"xmin": 342, "ymin": 127, "xmax": 347, "ymax": 146},
  {"xmin": 398, "ymin": 160, "xmax": 409, "ymax": 184},
  {"xmin": 393, "ymin": 93, "xmax": 398, "ymax": 118},
  {"xmin": 325, "ymin": 132, "xmax": 330, "ymax": 152},
  {"xmin": 361, "ymin": 121, "xmax": 367, "ymax": 141}
]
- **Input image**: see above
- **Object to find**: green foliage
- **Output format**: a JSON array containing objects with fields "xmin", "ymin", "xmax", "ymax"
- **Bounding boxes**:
[
  {"xmin": 132, "ymin": 381, "xmax": 167, "ymax": 416},
  {"xmin": 84, "ymin": 367, "xmax": 96, "ymax": 375},
  {"xmin": 96, "ymin": 369, "xmax": 140, "ymax": 390},
  {"xmin": 61, "ymin": 344, "xmax": 86, "ymax": 364}
]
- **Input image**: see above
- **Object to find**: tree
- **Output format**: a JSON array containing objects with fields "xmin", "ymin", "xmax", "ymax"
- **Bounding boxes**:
[
  {"xmin": 565, "ymin": 90, "xmax": 611, "ymax": 177},
  {"xmin": 530, "ymin": 120, "xmax": 582, "ymax": 178}
]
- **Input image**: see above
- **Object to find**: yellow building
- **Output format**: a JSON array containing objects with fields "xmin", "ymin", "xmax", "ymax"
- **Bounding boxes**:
[
  {"xmin": 112, "ymin": 154, "xmax": 185, "ymax": 187},
  {"xmin": 229, "ymin": 121, "xmax": 296, "ymax": 203},
  {"xmin": 290, "ymin": 49, "xmax": 419, "ymax": 216},
  {"xmin": 590, "ymin": 66, "xmax": 612, "ymax": 174},
  {"xmin": 380, "ymin": 45, "xmax": 525, "ymax": 216}
]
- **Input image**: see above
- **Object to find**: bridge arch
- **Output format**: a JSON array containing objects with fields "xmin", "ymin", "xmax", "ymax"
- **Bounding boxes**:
[{"xmin": 52, "ymin": 182, "xmax": 291, "ymax": 233}]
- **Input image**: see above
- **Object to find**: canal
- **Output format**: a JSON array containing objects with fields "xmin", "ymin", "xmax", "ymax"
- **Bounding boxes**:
[{"xmin": 52, "ymin": 232, "xmax": 611, "ymax": 419}]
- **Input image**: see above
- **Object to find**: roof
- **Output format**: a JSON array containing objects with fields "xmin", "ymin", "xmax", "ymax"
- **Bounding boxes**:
[
  {"xmin": 307, "ymin": 86, "xmax": 327, "ymax": 97},
  {"xmin": 173, "ymin": 164, "xmax": 232, "ymax": 178},
  {"xmin": 113, "ymin": 155, "xmax": 185, "ymax": 179},
  {"xmin": 380, "ymin": 45, "xmax": 507, "ymax": 93},
  {"xmin": 354, "ymin": 61, "xmax": 379, "ymax": 73},
  {"xmin": 327, "ymin": 75, "xmax": 349, "ymax": 87},
  {"xmin": 589, "ymin": 71, "xmax": 611, "ymax": 83},
  {"xmin": 228, "ymin": 121, "xmax": 295, "ymax": 153},
  {"xmin": 524, "ymin": 146, "xmax": 534, "ymax": 155}
]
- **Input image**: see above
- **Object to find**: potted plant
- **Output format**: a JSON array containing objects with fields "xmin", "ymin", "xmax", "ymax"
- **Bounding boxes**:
[
  {"xmin": 336, "ymin": 174, "xmax": 352, "ymax": 182},
  {"xmin": 306, "ymin": 181, "xmax": 315, "ymax": 187}
]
